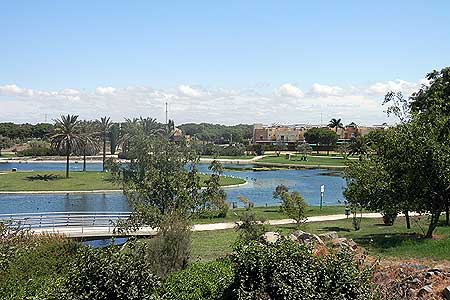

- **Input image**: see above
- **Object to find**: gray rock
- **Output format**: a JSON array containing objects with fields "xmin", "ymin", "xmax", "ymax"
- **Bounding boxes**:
[
  {"xmin": 291, "ymin": 230, "xmax": 324, "ymax": 245},
  {"xmin": 418, "ymin": 285, "xmax": 433, "ymax": 296},
  {"xmin": 262, "ymin": 231, "xmax": 280, "ymax": 243},
  {"xmin": 318, "ymin": 231, "xmax": 338, "ymax": 241},
  {"xmin": 443, "ymin": 286, "xmax": 450, "ymax": 300}
]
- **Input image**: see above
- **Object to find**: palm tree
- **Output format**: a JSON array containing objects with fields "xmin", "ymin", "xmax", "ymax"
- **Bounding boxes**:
[
  {"xmin": 328, "ymin": 118, "xmax": 344, "ymax": 134},
  {"xmin": 98, "ymin": 117, "xmax": 112, "ymax": 172},
  {"xmin": 348, "ymin": 136, "xmax": 368, "ymax": 161},
  {"xmin": 78, "ymin": 121, "xmax": 100, "ymax": 172},
  {"xmin": 51, "ymin": 115, "xmax": 82, "ymax": 178}
]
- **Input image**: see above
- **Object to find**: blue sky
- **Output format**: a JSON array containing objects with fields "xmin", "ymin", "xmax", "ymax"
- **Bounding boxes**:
[{"xmin": 1, "ymin": 1, "xmax": 449, "ymax": 124}]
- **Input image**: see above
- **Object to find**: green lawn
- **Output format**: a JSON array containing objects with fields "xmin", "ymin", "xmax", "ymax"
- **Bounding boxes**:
[
  {"xmin": 200, "ymin": 155, "xmax": 256, "ymax": 160},
  {"xmin": 0, "ymin": 153, "xmax": 15, "ymax": 158},
  {"xmin": 258, "ymin": 155, "xmax": 350, "ymax": 167},
  {"xmin": 0, "ymin": 171, "xmax": 245, "ymax": 192},
  {"xmin": 193, "ymin": 205, "xmax": 346, "ymax": 224},
  {"xmin": 191, "ymin": 217, "xmax": 450, "ymax": 262}
]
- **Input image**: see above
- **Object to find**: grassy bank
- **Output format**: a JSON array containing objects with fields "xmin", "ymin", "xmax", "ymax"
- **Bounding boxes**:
[
  {"xmin": 258, "ymin": 155, "xmax": 350, "ymax": 167},
  {"xmin": 191, "ymin": 216, "xmax": 450, "ymax": 262},
  {"xmin": 0, "ymin": 171, "xmax": 245, "ymax": 192},
  {"xmin": 200, "ymin": 155, "xmax": 256, "ymax": 160},
  {"xmin": 193, "ymin": 205, "xmax": 346, "ymax": 224}
]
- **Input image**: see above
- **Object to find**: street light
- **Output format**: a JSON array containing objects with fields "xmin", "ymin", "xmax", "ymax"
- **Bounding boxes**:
[{"xmin": 320, "ymin": 184, "xmax": 325, "ymax": 209}]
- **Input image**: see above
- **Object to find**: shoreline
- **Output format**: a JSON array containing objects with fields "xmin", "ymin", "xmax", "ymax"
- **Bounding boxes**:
[{"xmin": 0, "ymin": 179, "xmax": 249, "ymax": 195}]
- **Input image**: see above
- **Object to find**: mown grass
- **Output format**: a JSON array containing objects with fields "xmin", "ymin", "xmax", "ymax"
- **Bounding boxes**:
[
  {"xmin": 193, "ymin": 205, "xmax": 346, "ymax": 224},
  {"xmin": 0, "ymin": 171, "xmax": 245, "ymax": 191},
  {"xmin": 191, "ymin": 216, "xmax": 450, "ymax": 262},
  {"xmin": 200, "ymin": 155, "xmax": 256, "ymax": 159},
  {"xmin": 258, "ymin": 155, "xmax": 350, "ymax": 167},
  {"xmin": 0, "ymin": 153, "xmax": 15, "ymax": 158}
]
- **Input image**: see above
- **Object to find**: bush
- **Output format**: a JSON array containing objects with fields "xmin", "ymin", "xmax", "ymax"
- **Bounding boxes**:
[
  {"xmin": 16, "ymin": 140, "xmax": 57, "ymax": 157},
  {"xmin": 231, "ymin": 239, "xmax": 377, "ymax": 300},
  {"xmin": 54, "ymin": 246, "xmax": 161, "ymax": 300},
  {"xmin": 381, "ymin": 210, "xmax": 397, "ymax": 226},
  {"xmin": 161, "ymin": 260, "xmax": 234, "ymax": 300},
  {"xmin": 0, "ymin": 225, "xmax": 78, "ymax": 300}
]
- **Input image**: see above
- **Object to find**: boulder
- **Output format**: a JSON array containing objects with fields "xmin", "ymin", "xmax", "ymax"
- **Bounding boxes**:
[
  {"xmin": 262, "ymin": 231, "xmax": 280, "ymax": 243},
  {"xmin": 290, "ymin": 230, "xmax": 324, "ymax": 245},
  {"xmin": 418, "ymin": 285, "xmax": 433, "ymax": 296},
  {"xmin": 331, "ymin": 237, "xmax": 358, "ymax": 251},
  {"xmin": 443, "ymin": 286, "xmax": 450, "ymax": 300},
  {"xmin": 318, "ymin": 231, "xmax": 338, "ymax": 242}
]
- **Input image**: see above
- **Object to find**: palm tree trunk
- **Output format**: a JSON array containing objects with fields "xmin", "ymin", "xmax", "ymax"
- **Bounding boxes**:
[
  {"xmin": 102, "ymin": 134, "xmax": 106, "ymax": 172},
  {"xmin": 446, "ymin": 199, "xmax": 449, "ymax": 226},
  {"xmin": 66, "ymin": 144, "xmax": 70, "ymax": 178},
  {"xmin": 83, "ymin": 148, "xmax": 87, "ymax": 172}
]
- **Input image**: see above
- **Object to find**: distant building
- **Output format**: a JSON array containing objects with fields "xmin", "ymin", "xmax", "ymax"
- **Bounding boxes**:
[
  {"xmin": 253, "ymin": 123, "xmax": 318, "ymax": 145},
  {"xmin": 253, "ymin": 122, "xmax": 388, "ymax": 145}
]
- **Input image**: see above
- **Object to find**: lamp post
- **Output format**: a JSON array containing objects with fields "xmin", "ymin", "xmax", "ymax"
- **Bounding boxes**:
[{"xmin": 320, "ymin": 184, "xmax": 325, "ymax": 209}]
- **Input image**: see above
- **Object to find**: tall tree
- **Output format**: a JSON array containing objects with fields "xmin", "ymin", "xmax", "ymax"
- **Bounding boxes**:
[
  {"xmin": 51, "ymin": 115, "xmax": 81, "ymax": 178},
  {"xmin": 78, "ymin": 121, "xmax": 99, "ymax": 172},
  {"xmin": 109, "ymin": 123, "xmax": 120, "ymax": 155},
  {"xmin": 98, "ymin": 117, "xmax": 112, "ymax": 172},
  {"xmin": 328, "ymin": 118, "xmax": 344, "ymax": 134},
  {"xmin": 348, "ymin": 136, "xmax": 368, "ymax": 160}
]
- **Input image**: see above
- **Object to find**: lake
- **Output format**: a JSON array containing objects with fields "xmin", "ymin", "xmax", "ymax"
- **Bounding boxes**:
[{"xmin": 0, "ymin": 162, "xmax": 347, "ymax": 214}]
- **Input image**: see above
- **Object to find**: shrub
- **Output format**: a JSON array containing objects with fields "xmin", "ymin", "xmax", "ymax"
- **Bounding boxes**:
[
  {"xmin": 54, "ymin": 246, "xmax": 161, "ymax": 300},
  {"xmin": 161, "ymin": 260, "xmax": 234, "ymax": 300},
  {"xmin": 0, "ymin": 225, "xmax": 78, "ymax": 300},
  {"xmin": 381, "ymin": 210, "xmax": 397, "ymax": 226},
  {"xmin": 16, "ymin": 140, "xmax": 57, "ymax": 156},
  {"xmin": 231, "ymin": 239, "xmax": 377, "ymax": 300}
]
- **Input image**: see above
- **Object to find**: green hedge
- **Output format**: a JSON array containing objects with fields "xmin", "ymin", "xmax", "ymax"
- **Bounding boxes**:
[
  {"xmin": 232, "ymin": 239, "xmax": 377, "ymax": 300},
  {"xmin": 161, "ymin": 260, "xmax": 234, "ymax": 300}
]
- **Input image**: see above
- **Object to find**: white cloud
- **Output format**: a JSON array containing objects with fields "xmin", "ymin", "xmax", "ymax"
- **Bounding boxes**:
[
  {"xmin": 278, "ymin": 83, "xmax": 304, "ymax": 98},
  {"xmin": 0, "ymin": 78, "xmax": 427, "ymax": 125},
  {"xmin": 95, "ymin": 86, "xmax": 116, "ymax": 95},
  {"xmin": 310, "ymin": 83, "xmax": 344, "ymax": 97},
  {"xmin": 0, "ymin": 84, "xmax": 35, "ymax": 97},
  {"xmin": 178, "ymin": 85, "xmax": 202, "ymax": 97},
  {"xmin": 366, "ymin": 79, "xmax": 421, "ymax": 96}
]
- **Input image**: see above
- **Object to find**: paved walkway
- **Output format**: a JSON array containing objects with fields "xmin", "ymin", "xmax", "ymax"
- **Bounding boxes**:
[{"xmin": 30, "ymin": 212, "xmax": 384, "ymax": 238}]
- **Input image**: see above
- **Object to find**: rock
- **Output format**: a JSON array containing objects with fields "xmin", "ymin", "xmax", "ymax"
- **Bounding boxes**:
[
  {"xmin": 318, "ymin": 231, "xmax": 338, "ymax": 242},
  {"xmin": 290, "ymin": 230, "xmax": 324, "ymax": 245},
  {"xmin": 262, "ymin": 231, "xmax": 280, "ymax": 243},
  {"xmin": 418, "ymin": 285, "xmax": 433, "ymax": 296},
  {"xmin": 443, "ymin": 286, "xmax": 450, "ymax": 300}
]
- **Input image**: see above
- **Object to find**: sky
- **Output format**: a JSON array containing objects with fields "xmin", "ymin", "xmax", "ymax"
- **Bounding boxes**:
[{"xmin": 1, "ymin": 1, "xmax": 449, "ymax": 125}]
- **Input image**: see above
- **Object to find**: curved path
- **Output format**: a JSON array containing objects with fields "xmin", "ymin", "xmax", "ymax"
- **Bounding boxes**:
[{"xmin": 26, "ymin": 212, "xmax": 385, "ymax": 238}]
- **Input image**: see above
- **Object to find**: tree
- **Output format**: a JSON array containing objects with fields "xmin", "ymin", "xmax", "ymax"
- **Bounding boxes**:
[
  {"xmin": 328, "ymin": 118, "xmax": 344, "ymax": 134},
  {"xmin": 51, "ymin": 115, "xmax": 82, "ymax": 178},
  {"xmin": 0, "ymin": 135, "xmax": 12, "ymax": 156},
  {"xmin": 273, "ymin": 185, "xmax": 307, "ymax": 226},
  {"xmin": 304, "ymin": 127, "xmax": 338, "ymax": 154},
  {"xmin": 109, "ymin": 123, "xmax": 120, "ymax": 155},
  {"xmin": 348, "ymin": 136, "xmax": 368, "ymax": 160},
  {"xmin": 98, "ymin": 117, "xmax": 112, "ymax": 172},
  {"xmin": 78, "ymin": 121, "xmax": 99, "ymax": 172},
  {"xmin": 109, "ymin": 130, "xmax": 226, "ymax": 274},
  {"xmin": 345, "ymin": 67, "xmax": 450, "ymax": 237}
]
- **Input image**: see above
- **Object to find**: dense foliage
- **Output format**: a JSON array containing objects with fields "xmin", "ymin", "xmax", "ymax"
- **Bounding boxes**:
[
  {"xmin": 161, "ymin": 260, "xmax": 234, "ymax": 300},
  {"xmin": 231, "ymin": 239, "xmax": 376, "ymax": 300},
  {"xmin": 55, "ymin": 246, "xmax": 161, "ymax": 300},
  {"xmin": 178, "ymin": 123, "xmax": 253, "ymax": 144},
  {"xmin": 0, "ymin": 122, "xmax": 54, "ymax": 140},
  {"xmin": 345, "ymin": 67, "xmax": 450, "ymax": 237}
]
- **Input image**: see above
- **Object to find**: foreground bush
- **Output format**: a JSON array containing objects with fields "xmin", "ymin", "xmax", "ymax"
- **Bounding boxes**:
[
  {"xmin": 231, "ymin": 239, "xmax": 377, "ymax": 300},
  {"xmin": 0, "ymin": 225, "xmax": 78, "ymax": 300},
  {"xmin": 55, "ymin": 246, "xmax": 161, "ymax": 300},
  {"xmin": 161, "ymin": 260, "xmax": 234, "ymax": 300}
]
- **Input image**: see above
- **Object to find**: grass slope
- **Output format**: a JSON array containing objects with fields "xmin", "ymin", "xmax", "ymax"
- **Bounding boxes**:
[
  {"xmin": 191, "ymin": 216, "xmax": 450, "ymax": 262},
  {"xmin": 258, "ymin": 155, "xmax": 350, "ymax": 167},
  {"xmin": 0, "ymin": 171, "xmax": 245, "ymax": 191}
]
